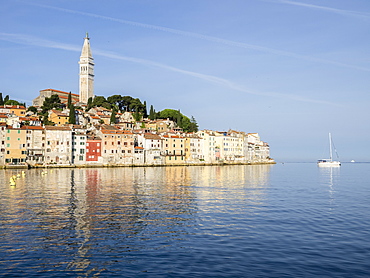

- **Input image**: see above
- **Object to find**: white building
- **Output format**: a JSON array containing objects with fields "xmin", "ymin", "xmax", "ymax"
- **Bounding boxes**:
[
  {"xmin": 72, "ymin": 132, "xmax": 87, "ymax": 165},
  {"xmin": 136, "ymin": 133, "xmax": 164, "ymax": 165},
  {"xmin": 197, "ymin": 130, "xmax": 217, "ymax": 163},
  {"xmin": 44, "ymin": 126, "xmax": 73, "ymax": 165}
]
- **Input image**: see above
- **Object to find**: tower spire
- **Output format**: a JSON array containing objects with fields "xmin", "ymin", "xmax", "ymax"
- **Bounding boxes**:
[{"xmin": 79, "ymin": 33, "xmax": 94, "ymax": 104}]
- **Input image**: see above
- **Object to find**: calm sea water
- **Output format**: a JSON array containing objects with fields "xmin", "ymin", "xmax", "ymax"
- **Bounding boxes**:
[{"xmin": 0, "ymin": 163, "xmax": 369, "ymax": 277}]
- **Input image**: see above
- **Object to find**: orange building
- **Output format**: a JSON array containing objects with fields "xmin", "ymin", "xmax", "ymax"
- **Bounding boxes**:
[{"xmin": 0, "ymin": 105, "xmax": 26, "ymax": 117}]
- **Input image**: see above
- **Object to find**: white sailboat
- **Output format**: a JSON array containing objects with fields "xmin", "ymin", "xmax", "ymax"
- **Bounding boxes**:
[{"xmin": 318, "ymin": 133, "xmax": 341, "ymax": 167}]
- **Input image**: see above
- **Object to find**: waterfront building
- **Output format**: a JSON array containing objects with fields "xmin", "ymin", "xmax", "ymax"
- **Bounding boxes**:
[
  {"xmin": 5, "ymin": 126, "xmax": 27, "ymax": 165},
  {"xmin": 23, "ymin": 125, "xmax": 45, "ymax": 166},
  {"xmin": 136, "ymin": 133, "xmax": 164, "ymax": 165},
  {"xmin": 197, "ymin": 130, "xmax": 217, "ymax": 163},
  {"xmin": 0, "ymin": 123, "xmax": 6, "ymax": 165},
  {"xmin": 72, "ymin": 131, "xmax": 87, "ymax": 165},
  {"xmin": 44, "ymin": 126, "xmax": 72, "ymax": 165},
  {"xmin": 86, "ymin": 135, "xmax": 102, "ymax": 163},
  {"xmin": 162, "ymin": 134, "xmax": 186, "ymax": 165},
  {"xmin": 79, "ymin": 33, "xmax": 94, "ymax": 104},
  {"xmin": 98, "ymin": 128, "xmax": 134, "ymax": 165},
  {"xmin": 185, "ymin": 134, "xmax": 204, "ymax": 163},
  {"xmin": 224, "ymin": 130, "xmax": 245, "ymax": 162}
]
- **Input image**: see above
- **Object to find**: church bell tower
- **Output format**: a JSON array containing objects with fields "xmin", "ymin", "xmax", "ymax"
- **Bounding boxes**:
[{"xmin": 79, "ymin": 32, "xmax": 94, "ymax": 104}]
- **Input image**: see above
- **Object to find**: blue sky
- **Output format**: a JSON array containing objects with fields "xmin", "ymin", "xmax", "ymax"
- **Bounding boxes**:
[{"xmin": 1, "ymin": 0, "xmax": 369, "ymax": 162}]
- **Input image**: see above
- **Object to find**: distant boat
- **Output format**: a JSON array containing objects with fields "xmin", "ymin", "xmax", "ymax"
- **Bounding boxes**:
[
  {"xmin": 318, "ymin": 133, "xmax": 341, "ymax": 167},
  {"xmin": 351, "ymin": 160, "xmax": 355, "ymax": 163}
]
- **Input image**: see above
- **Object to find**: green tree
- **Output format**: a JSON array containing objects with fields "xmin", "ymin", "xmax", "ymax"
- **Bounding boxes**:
[
  {"xmin": 110, "ymin": 108, "xmax": 117, "ymax": 124},
  {"xmin": 41, "ymin": 94, "xmax": 63, "ymax": 114},
  {"xmin": 158, "ymin": 109, "xmax": 181, "ymax": 122},
  {"xmin": 0, "ymin": 93, "xmax": 3, "ymax": 106},
  {"xmin": 143, "ymin": 101, "xmax": 148, "ymax": 118},
  {"xmin": 27, "ymin": 106, "xmax": 38, "ymax": 114},
  {"xmin": 42, "ymin": 115, "xmax": 55, "ymax": 126},
  {"xmin": 3, "ymin": 95, "xmax": 9, "ymax": 104},
  {"xmin": 92, "ymin": 96, "xmax": 111, "ymax": 110},
  {"xmin": 121, "ymin": 96, "xmax": 134, "ymax": 111},
  {"xmin": 68, "ymin": 105, "xmax": 76, "ymax": 124},
  {"xmin": 157, "ymin": 109, "xmax": 197, "ymax": 132},
  {"xmin": 67, "ymin": 92, "xmax": 72, "ymax": 108},
  {"xmin": 129, "ymin": 98, "xmax": 144, "ymax": 113},
  {"xmin": 189, "ymin": 116, "xmax": 199, "ymax": 133},
  {"xmin": 4, "ymin": 99, "xmax": 23, "ymax": 106},
  {"xmin": 86, "ymin": 97, "xmax": 93, "ymax": 111},
  {"xmin": 133, "ymin": 110, "xmax": 142, "ymax": 121},
  {"xmin": 149, "ymin": 105, "xmax": 155, "ymax": 120}
]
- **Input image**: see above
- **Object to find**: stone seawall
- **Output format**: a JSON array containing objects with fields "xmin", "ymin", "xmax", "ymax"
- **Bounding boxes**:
[{"xmin": 16, "ymin": 160, "xmax": 276, "ymax": 169}]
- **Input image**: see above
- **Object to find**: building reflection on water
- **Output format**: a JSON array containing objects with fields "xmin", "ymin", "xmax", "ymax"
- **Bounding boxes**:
[{"xmin": 0, "ymin": 165, "xmax": 272, "ymax": 276}]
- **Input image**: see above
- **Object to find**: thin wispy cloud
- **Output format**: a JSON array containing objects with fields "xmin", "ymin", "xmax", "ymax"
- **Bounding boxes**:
[
  {"xmin": 0, "ymin": 32, "xmax": 337, "ymax": 106},
  {"xmin": 23, "ymin": 2, "xmax": 370, "ymax": 72},
  {"xmin": 273, "ymin": 0, "xmax": 370, "ymax": 20}
]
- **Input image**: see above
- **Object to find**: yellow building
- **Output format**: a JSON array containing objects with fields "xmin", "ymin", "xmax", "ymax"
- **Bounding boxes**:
[
  {"xmin": 163, "ymin": 134, "xmax": 185, "ymax": 165},
  {"xmin": 5, "ymin": 126, "xmax": 27, "ymax": 165},
  {"xmin": 49, "ymin": 110, "xmax": 69, "ymax": 126}
]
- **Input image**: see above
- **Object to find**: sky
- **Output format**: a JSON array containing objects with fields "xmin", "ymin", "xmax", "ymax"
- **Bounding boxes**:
[{"xmin": 1, "ymin": 0, "xmax": 369, "ymax": 162}]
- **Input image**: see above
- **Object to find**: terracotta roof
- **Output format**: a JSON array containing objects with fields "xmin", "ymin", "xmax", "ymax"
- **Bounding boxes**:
[
  {"xmin": 40, "ymin": 88, "xmax": 79, "ymax": 97},
  {"xmin": 101, "ymin": 129, "xmax": 133, "ymax": 135},
  {"xmin": 0, "ymin": 105, "xmax": 26, "ymax": 109},
  {"xmin": 144, "ymin": 133, "xmax": 162, "ymax": 140},
  {"xmin": 162, "ymin": 135, "xmax": 183, "ymax": 139},
  {"xmin": 21, "ymin": 126, "xmax": 44, "ymax": 130},
  {"xmin": 51, "ymin": 110, "xmax": 68, "ymax": 117},
  {"xmin": 44, "ymin": 126, "xmax": 72, "ymax": 131}
]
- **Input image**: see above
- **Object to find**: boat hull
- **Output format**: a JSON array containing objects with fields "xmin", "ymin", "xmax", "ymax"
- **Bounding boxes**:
[{"xmin": 317, "ymin": 161, "xmax": 341, "ymax": 167}]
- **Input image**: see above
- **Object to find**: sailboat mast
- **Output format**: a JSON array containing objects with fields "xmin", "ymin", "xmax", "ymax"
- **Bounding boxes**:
[{"xmin": 329, "ymin": 133, "xmax": 333, "ymax": 161}]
